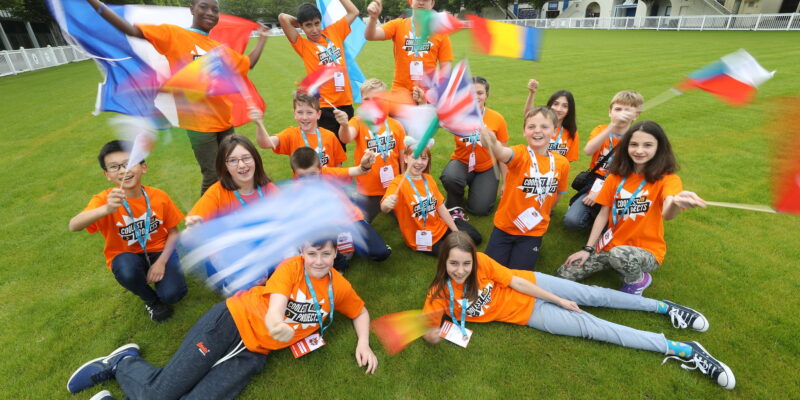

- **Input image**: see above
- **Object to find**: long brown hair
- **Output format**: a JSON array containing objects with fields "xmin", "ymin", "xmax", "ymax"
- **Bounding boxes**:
[
  {"xmin": 216, "ymin": 134, "xmax": 272, "ymax": 191},
  {"xmin": 608, "ymin": 120, "xmax": 678, "ymax": 182},
  {"xmin": 428, "ymin": 232, "xmax": 479, "ymax": 303}
]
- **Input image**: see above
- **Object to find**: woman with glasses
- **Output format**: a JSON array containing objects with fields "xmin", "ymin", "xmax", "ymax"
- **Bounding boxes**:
[{"xmin": 185, "ymin": 134, "xmax": 278, "ymax": 227}]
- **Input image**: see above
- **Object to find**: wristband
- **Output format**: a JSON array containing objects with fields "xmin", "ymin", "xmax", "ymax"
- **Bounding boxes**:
[
  {"xmin": 96, "ymin": 1, "xmax": 108, "ymax": 14},
  {"xmin": 360, "ymin": 165, "xmax": 372, "ymax": 172},
  {"xmin": 581, "ymin": 246, "xmax": 595, "ymax": 254}
]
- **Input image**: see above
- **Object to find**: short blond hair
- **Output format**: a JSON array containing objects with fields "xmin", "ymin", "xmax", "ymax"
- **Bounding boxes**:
[
  {"xmin": 610, "ymin": 90, "xmax": 644, "ymax": 109},
  {"xmin": 524, "ymin": 106, "xmax": 558, "ymax": 128},
  {"xmin": 360, "ymin": 78, "xmax": 387, "ymax": 96}
]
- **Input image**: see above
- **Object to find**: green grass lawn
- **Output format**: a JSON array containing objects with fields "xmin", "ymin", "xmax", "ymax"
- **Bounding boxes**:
[{"xmin": 1, "ymin": 29, "xmax": 799, "ymax": 399}]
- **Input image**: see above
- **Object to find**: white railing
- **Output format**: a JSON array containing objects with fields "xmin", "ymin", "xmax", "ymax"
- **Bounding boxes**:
[
  {"xmin": 0, "ymin": 45, "xmax": 91, "ymax": 77},
  {"xmin": 498, "ymin": 13, "xmax": 800, "ymax": 31}
]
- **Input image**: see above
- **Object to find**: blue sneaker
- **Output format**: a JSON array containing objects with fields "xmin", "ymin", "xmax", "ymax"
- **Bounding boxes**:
[
  {"xmin": 663, "ymin": 300, "xmax": 709, "ymax": 332},
  {"xmin": 89, "ymin": 390, "xmax": 116, "ymax": 400},
  {"xmin": 662, "ymin": 341, "xmax": 735, "ymax": 390},
  {"xmin": 66, "ymin": 344, "xmax": 139, "ymax": 393}
]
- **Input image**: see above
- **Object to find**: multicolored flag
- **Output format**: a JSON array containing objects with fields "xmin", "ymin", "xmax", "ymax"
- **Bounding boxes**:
[
  {"xmin": 371, "ymin": 310, "xmax": 440, "ymax": 355},
  {"xmin": 411, "ymin": 9, "xmax": 467, "ymax": 49},
  {"xmin": 161, "ymin": 46, "xmax": 243, "ymax": 100},
  {"xmin": 298, "ymin": 64, "xmax": 339, "ymax": 98},
  {"xmin": 465, "ymin": 15, "xmax": 542, "ymax": 61},
  {"xmin": 316, "ymin": 0, "xmax": 368, "ymax": 103},
  {"xmin": 425, "ymin": 60, "xmax": 483, "ymax": 136},
  {"xmin": 678, "ymin": 49, "xmax": 775, "ymax": 106},
  {"xmin": 108, "ymin": 115, "xmax": 158, "ymax": 171},
  {"xmin": 393, "ymin": 104, "xmax": 439, "ymax": 158},
  {"xmin": 356, "ymin": 89, "xmax": 415, "ymax": 129},
  {"xmin": 772, "ymin": 98, "xmax": 800, "ymax": 215}
]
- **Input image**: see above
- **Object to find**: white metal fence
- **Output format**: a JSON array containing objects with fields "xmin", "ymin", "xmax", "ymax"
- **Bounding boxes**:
[
  {"xmin": 499, "ymin": 13, "xmax": 800, "ymax": 31},
  {"xmin": 0, "ymin": 45, "xmax": 90, "ymax": 77}
]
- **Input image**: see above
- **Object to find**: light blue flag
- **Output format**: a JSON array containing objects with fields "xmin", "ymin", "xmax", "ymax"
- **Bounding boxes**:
[{"xmin": 316, "ymin": 0, "xmax": 367, "ymax": 104}]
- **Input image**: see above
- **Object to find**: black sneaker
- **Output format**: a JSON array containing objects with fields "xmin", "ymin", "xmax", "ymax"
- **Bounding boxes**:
[
  {"xmin": 662, "ymin": 341, "xmax": 735, "ymax": 390},
  {"xmin": 145, "ymin": 301, "xmax": 173, "ymax": 322},
  {"xmin": 663, "ymin": 300, "xmax": 709, "ymax": 332}
]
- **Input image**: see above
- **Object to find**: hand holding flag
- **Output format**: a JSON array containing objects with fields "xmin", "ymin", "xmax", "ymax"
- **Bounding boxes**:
[{"xmin": 371, "ymin": 309, "xmax": 441, "ymax": 355}]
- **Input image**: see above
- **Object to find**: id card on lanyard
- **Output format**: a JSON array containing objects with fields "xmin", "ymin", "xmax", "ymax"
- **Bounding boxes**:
[
  {"xmin": 405, "ymin": 175, "xmax": 434, "ymax": 251},
  {"xmin": 290, "ymin": 271, "xmax": 334, "ymax": 357},
  {"xmin": 337, "ymin": 231, "xmax": 355, "ymax": 254},
  {"xmin": 441, "ymin": 280, "xmax": 472, "ymax": 347},
  {"xmin": 121, "ymin": 188, "xmax": 152, "ymax": 261},
  {"xmin": 467, "ymin": 130, "xmax": 480, "ymax": 172},
  {"xmin": 597, "ymin": 177, "xmax": 647, "ymax": 251}
]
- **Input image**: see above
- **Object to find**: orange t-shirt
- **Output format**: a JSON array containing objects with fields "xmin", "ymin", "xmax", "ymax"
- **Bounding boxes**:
[
  {"xmin": 290, "ymin": 18, "xmax": 353, "ymax": 107},
  {"xmin": 493, "ymin": 145, "xmax": 570, "ymax": 236},
  {"xmin": 349, "ymin": 116, "xmax": 407, "ymax": 196},
  {"xmin": 383, "ymin": 173, "xmax": 447, "ymax": 250},
  {"xmin": 423, "ymin": 252, "xmax": 537, "ymax": 326},
  {"xmin": 595, "ymin": 173, "xmax": 682, "ymax": 264},
  {"xmin": 84, "ymin": 186, "xmax": 184, "ymax": 269},
  {"xmin": 587, "ymin": 124, "xmax": 622, "ymax": 176},
  {"xmin": 548, "ymin": 126, "xmax": 580, "ymax": 162},
  {"xmin": 380, "ymin": 17, "xmax": 454, "ymax": 91},
  {"xmin": 138, "ymin": 24, "xmax": 251, "ymax": 132},
  {"xmin": 450, "ymin": 107, "xmax": 508, "ymax": 172},
  {"xmin": 274, "ymin": 127, "xmax": 347, "ymax": 167},
  {"xmin": 187, "ymin": 181, "xmax": 280, "ymax": 221},
  {"xmin": 226, "ymin": 256, "xmax": 365, "ymax": 355}
]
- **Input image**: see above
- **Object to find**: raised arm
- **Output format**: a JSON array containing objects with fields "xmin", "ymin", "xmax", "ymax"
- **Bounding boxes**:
[
  {"xmin": 364, "ymin": 0, "xmax": 386, "ymax": 40},
  {"xmin": 335, "ymin": 110, "xmax": 357, "ymax": 143},
  {"xmin": 247, "ymin": 27, "xmax": 269, "ymax": 68},
  {"xmin": 662, "ymin": 191, "xmax": 706, "ymax": 220},
  {"xmin": 480, "ymin": 126, "xmax": 513, "ymax": 165},
  {"xmin": 278, "ymin": 13, "xmax": 301, "ymax": 44},
  {"xmin": 348, "ymin": 150, "xmax": 377, "ymax": 177},
  {"xmin": 352, "ymin": 307, "xmax": 378, "ymax": 374},
  {"xmin": 523, "ymin": 79, "xmax": 538, "ymax": 115},
  {"xmin": 250, "ymin": 109, "xmax": 279, "ymax": 149},
  {"xmin": 86, "ymin": 0, "xmax": 143, "ymax": 38},
  {"xmin": 69, "ymin": 189, "xmax": 125, "ymax": 232},
  {"xmin": 341, "ymin": 0, "xmax": 361, "ymax": 24}
]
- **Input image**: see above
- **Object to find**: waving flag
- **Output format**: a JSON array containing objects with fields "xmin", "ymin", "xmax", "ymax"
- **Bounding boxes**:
[
  {"xmin": 161, "ymin": 46, "xmax": 243, "ymax": 100},
  {"xmin": 179, "ymin": 178, "xmax": 366, "ymax": 297},
  {"xmin": 394, "ymin": 104, "xmax": 439, "ymax": 158},
  {"xmin": 298, "ymin": 64, "xmax": 338, "ymax": 97},
  {"xmin": 424, "ymin": 60, "xmax": 482, "ymax": 136},
  {"xmin": 466, "ymin": 15, "xmax": 542, "ymax": 61},
  {"xmin": 678, "ymin": 49, "xmax": 775, "ymax": 106},
  {"xmin": 108, "ymin": 115, "xmax": 158, "ymax": 171},
  {"xmin": 773, "ymin": 97, "xmax": 800, "ymax": 215},
  {"xmin": 371, "ymin": 310, "xmax": 440, "ymax": 355},
  {"xmin": 317, "ymin": 0, "xmax": 367, "ymax": 103},
  {"xmin": 46, "ymin": 0, "xmax": 263, "ymax": 126},
  {"xmin": 412, "ymin": 9, "xmax": 467, "ymax": 47},
  {"xmin": 356, "ymin": 89, "xmax": 415, "ymax": 129}
]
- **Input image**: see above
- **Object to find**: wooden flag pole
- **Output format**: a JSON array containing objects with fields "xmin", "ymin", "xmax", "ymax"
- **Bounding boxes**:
[{"xmin": 706, "ymin": 201, "xmax": 777, "ymax": 214}]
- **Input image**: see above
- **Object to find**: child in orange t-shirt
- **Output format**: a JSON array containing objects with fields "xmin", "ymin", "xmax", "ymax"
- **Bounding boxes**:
[
  {"xmin": 290, "ymin": 147, "xmax": 392, "ymax": 271},
  {"xmin": 66, "ymin": 240, "xmax": 379, "ymax": 397},
  {"xmin": 563, "ymin": 90, "xmax": 643, "ymax": 231},
  {"xmin": 87, "ymin": 0, "xmax": 269, "ymax": 195},
  {"xmin": 68, "ymin": 140, "xmax": 186, "ymax": 322},
  {"xmin": 558, "ymin": 121, "xmax": 707, "ymax": 296},
  {"xmin": 440, "ymin": 76, "xmax": 509, "ymax": 217},
  {"xmin": 278, "ymin": 0, "xmax": 360, "ymax": 149},
  {"xmin": 524, "ymin": 80, "xmax": 580, "ymax": 162},
  {"xmin": 381, "ymin": 141, "xmax": 482, "ymax": 256},
  {"xmin": 257, "ymin": 92, "xmax": 347, "ymax": 167},
  {"xmin": 419, "ymin": 232, "xmax": 735, "ymax": 390},
  {"xmin": 335, "ymin": 78, "xmax": 407, "ymax": 222},
  {"xmin": 186, "ymin": 134, "xmax": 278, "ymax": 226},
  {"xmin": 482, "ymin": 107, "xmax": 570, "ymax": 271},
  {"xmin": 364, "ymin": 0, "xmax": 454, "ymax": 91}
]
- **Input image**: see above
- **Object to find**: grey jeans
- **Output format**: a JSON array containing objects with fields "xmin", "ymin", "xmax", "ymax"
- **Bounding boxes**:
[
  {"xmin": 439, "ymin": 159, "xmax": 499, "ymax": 216},
  {"xmin": 526, "ymin": 272, "xmax": 667, "ymax": 354}
]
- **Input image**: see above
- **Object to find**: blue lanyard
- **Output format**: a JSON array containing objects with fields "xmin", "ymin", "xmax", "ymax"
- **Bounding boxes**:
[
  {"xmin": 612, "ymin": 177, "xmax": 647, "ymax": 226},
  {"xmin": 405, "ymin": 174, "xmax": 432, "ymax": 227},
  {"xmin": 121, "ymin": 188, "xmax": 151, "ymax": 252},
  {"xmin": 233, "ymin": 186, "xmax": 264, "ymax": 207},
  {"xmin": 301, "ymin": 128, "xmax": 324, "ymax": 164},
  {"xmin": 553, "ymin": 126, "xmax": 564, "ymax": 146},
  {"xmin": 447, "ymin": 279, "xmax": 468, "ymax": 338},
  {"xmin": 185, "ymin": 27, "xmax": 209, "ymax": 36},
  {"xmin": 369, "ymin": 120, "xmax": 392, "ymax": 160},
  {"xmin": 303, "ymin": 270, "xmax": 335, "ymax": 337},
  {"xmin": 409, "ymin": 16, "xmax": 421, "ymax": 58},
  {"xmin": 316, "ymin": 34, "xmax": 339, "ymax": 64}
]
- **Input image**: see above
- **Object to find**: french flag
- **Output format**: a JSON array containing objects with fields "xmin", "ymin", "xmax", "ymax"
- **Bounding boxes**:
[
  {"xmin": 679, "ymin": 49, "xmax": 774, "ymax": 106},
  {"xmin": 316, "ymin": 0, "xmax": 367, "ymax": 103},
  {"xmin": 46, "ymin": 0, "xmax": 263, "ymax": 127}
]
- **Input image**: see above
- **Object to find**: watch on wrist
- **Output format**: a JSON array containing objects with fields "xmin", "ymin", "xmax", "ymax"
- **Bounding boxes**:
[{"xmin": 582, "ymin": 246, "xmax": 595, "ymax": 254}]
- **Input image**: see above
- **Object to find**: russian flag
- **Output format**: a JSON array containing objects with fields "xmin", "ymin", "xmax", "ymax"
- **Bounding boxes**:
[
  {"xmin": 46, "ymin": 0, "xmax": 263, "ymax": 127},
  {"xmin": 316, "ymin": 0, "xmax": 367, "ymax": 103},
  {"xmin": 679, "ymin": 49, "xmax": 775, "ymax": 106}
]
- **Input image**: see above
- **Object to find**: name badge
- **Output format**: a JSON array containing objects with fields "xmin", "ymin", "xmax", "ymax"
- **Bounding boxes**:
[
  {"xmin": 467, "ymin": 152, "xmax": 476, "ymax": 173},
  {"xmin": 379, "ymin": 165, "xmax": 395, "ymax": 188},
  {"xmin": 513, "ymin": 207, "xmax": 543, "ymax": 233},
  {"xmin": 590, "ymin": 178, "xmax": 605, "ymax": 194},
  {"xmin": 597, "ymin": 228, "xmax": 614, "ymax": 251},
  {"xmin": 290, "ymin": 332, "xmax": 326, "ymax": 358},
  {"xmin": 410, "ymin": 61, "xmax": 424, "ymax": 81},
  {"xmin": 416, "ymin": 229, "xmax": 433, "ymax": 252},
  {"xmin": 337, "ymin": 231, "xmax": 355, "ymax": 254},
  {"xmin": 333, "ymin": 71, "xmax": 345, "ymax": 92},
  {"xmin": 439, "ymin": 320, "xmax": 472, "ymax": 348}
]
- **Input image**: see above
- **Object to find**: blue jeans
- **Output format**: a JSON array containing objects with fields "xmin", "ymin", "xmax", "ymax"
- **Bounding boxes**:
[
  {"xmin": 485, "ymin": 227, "xmax": 543, "ymax": 271},
  {"xmin": 111, "ymin": 251, "xmax": 187, "ymax": 305},
  {"xmin": 563, "ymin": 193, "xmax": 597, "ymax": 231},
  {"xmin": 115, "ymin": 302, "xmax": 268, "ymax": 399},
  {"xmin": 526, "ymin": 272, "xmax": 667, "ymax": 353}
]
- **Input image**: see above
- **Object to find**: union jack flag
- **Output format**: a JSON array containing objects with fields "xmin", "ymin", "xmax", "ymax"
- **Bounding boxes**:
[{"xmin": 424, "ymin": 60, "xmax": 482, "ymax": 137}]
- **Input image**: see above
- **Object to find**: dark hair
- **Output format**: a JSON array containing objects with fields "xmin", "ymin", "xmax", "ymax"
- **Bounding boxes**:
[
  {"xmin": 402, "ymin": 146, "xmax": 432, "ymax": 174},
  {"xmin": 428, "ymin": 232, "xmax": 480, "ymax": 303},
  {"xmin": 296, "ymin": 3, "xmax": 322, "ymax": 25},
  {"xmin": 290, "ymin": 146, "xmax": 321, "ymax": 171},
  {"xmin": 546, "ymin": 90, "xmax": 577, "ymax": 140},
  {"xmin": 608, "ymin": 120, "xmax": 678, "ymax": 182},
  {"xmin": 293, "ymin": 91, "xmax": 321, "ymax": 111},
  {"xmin": 472, "ymin": 76, "xmax": 489, "ymax": 96},
  {"xmin": 306, "ymin": 238, "xmax": 336, "ymax": 250},
  {"xmin": 216, "ymin": 134, "xmax": 272, "ymax": 191},
  {"xmin": 98, "ymin": 140, "xmax": 138, "ymax": 170}
]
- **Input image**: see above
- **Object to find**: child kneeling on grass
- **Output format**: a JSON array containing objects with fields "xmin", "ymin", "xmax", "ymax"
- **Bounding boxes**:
[
  {"xmin": 69, "ymin": 140, "xmax": 187, "ymax": 322},
  {"xmin": 67, "ymin": 239, "xmax": 379, "ymax": 398},
  {"xmin": 422, "ymin": 232, "xmax": 735, "ymax": 390}
]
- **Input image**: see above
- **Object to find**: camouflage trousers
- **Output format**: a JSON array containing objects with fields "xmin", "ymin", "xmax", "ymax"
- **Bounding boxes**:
[{"xmin": 556, "ymin": 245, "xmax": 659, "ymax": 284}]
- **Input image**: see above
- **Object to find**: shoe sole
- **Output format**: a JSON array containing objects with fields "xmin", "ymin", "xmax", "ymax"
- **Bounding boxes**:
[
  {"xmin": 103, "ymin": 343, "xmax": 140, "ymax": 364},
  {"xmin": 689, "ymin": 341, "xmax": 736, "ymax": 390}
]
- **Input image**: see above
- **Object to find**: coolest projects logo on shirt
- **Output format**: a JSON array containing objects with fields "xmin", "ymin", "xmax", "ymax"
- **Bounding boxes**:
[
  {"xmin": 464, "ymin": 284, "xmax": 493, "ymax": 317},
  {"xmin": 411, "ymin": 196, "xmax": 437, "ymax": 221},
  {"xmin": 403, "ymin": 34, "xmax": 432, "ymax": 55},
  {"xmin": 366, "ymin": 135, "xmax": 397, "ymax": 153},
  {"xmin": 117, "ymin": 213, "xmax": 162, "ymax": 245},
  {"xmin": 316, "ymin": 43, "xmax": 343, "ymax": 65},
  {"xmin": 614, "ymin": 189, "xmax": 651, "ymax": 221},
  {"xmin": 284, "ymin": 289, "xmax": 327, "ymax": 329},
  {"xmin": 517, "ymin": 176, "xmax": 559, "ymax": 200}
]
